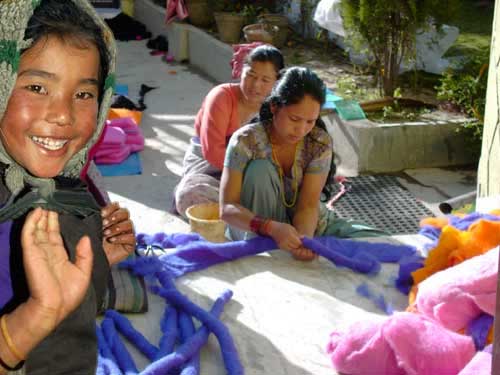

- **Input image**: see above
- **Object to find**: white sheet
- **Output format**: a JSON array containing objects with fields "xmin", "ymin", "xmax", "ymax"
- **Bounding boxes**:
[{"xmin": 124, "ymin": 235, "xmax": 431, "ymax": 375}]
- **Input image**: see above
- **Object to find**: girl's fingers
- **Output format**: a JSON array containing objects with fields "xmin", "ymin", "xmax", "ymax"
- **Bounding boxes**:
[
  {"xmin": 101, "ymin": 202, "xmax": 120, "ymax": 218},
  {"xmin": 105, "ymin": 233, "xmax": 136, "ymax": 247},
  {"xmin": 74, "ymin": 236, "xmax": 93, "ymax": 278},
  {"xmin": 102, "ymin": 209, "xmax": 130, "ymax": 229},
  {"xmin": 47, "ymin": 211, "xmax": 60, "ymax": 233},
  {"xmin": 46, "ymin": 211, "xmax": 65, "ymax": 246},
  {"xmin": 22, "ymin": 208, "xmax": 44, "ymax": 248},
  {"xmin": 103, "ymin": 221, "xmax": 134, "ymax": 237},
  {"xmin": 34, "ymin": 209, "xmax": 49, "ymax": 243}
]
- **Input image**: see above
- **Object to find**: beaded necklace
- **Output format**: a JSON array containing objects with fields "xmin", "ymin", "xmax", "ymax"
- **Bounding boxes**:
[{"xmin": 269, "ymin": 130, "xmax": 300, "ymax": 208}]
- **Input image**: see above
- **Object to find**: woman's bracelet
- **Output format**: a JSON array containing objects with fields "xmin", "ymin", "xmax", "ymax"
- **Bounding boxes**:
[
  {"xmin": 259, "ymin": 219, "xmax": 272, "ymax": 236},
  {"xmin": 249, "ymin": 215, "xmax": 264, "ymax": 234},
  {"xmin": 249, "ymin": 216, "xmax": 273, "ymax": 236},
  {"xmin": 1, "ymin": 315, "xmax": 24, "ymax": 362}
]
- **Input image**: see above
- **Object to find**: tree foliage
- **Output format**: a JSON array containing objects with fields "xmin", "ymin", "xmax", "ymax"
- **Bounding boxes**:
[{"xmin": 340, "ymin": 0, "xmax": 459, "ymax": 96}]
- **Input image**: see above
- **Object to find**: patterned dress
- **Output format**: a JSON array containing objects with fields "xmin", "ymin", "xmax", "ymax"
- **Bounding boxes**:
[{"xmin": 224, "ymin": 121, "xmax": 333, "ymax": 234}]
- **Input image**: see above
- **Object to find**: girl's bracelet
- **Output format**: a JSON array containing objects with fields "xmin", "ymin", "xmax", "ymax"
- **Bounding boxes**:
[
  {"xmin": 1, "ymin": 315, "xmax": 24, "ymax": 362},
  {"xmin": 0, "ymin": 355, "xmax": 24, "ymax": 372}
]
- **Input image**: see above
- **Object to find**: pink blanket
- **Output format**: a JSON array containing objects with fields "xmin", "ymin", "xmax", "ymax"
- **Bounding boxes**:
[
  {"xmin": 416, "ymin": 247, "xmax": 498, "ymax": 331},
  {"xmin": 458, "ymin": 345, "xmax": 492, "ymax": 375},
  {"xmin": 326, "ymin": 312, "xmax": 475, "ymax": 375}
]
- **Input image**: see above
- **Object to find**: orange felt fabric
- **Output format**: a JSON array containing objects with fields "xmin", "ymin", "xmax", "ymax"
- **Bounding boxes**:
[
  {"xmin": 108, "ymin": 108, "xmax": 143, "ymax": 125},
  {"xmin": 411, "ymin": 219, "xmax": 500, "ymax": 288}
]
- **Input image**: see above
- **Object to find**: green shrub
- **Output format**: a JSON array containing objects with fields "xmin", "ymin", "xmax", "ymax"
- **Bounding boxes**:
[
  {"xmin": 436, "ymin": 50, "xmax": 489, "ymax": 149},
  {"xmin": 340, "ymin": 0, "xmax": 460, "ymax": 97}
]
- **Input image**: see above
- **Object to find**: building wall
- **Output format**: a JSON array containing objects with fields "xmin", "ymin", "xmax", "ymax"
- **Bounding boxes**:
[{"xmin": 477, "ymin": 0, "xmax": 500, "ymax": 198}]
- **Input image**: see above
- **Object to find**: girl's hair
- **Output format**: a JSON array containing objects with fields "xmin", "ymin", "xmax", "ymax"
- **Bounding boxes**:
[
  {"xmin": 244, "ymin": 45, "xmax": 285, "ymax": 76},
  {"xmin": 260, "ymin": 67, "xmax": 336, "ymax": 200},
  {"xmin": 23, "ymin": 0, "xmax": 110, "ymax": 103}
]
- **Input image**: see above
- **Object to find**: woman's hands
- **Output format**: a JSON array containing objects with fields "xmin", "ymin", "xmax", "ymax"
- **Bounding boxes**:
[
  {"xmin": 290, "ymin": 246, "xmax": 317, "ymax": 261},
  {"xmin": 101, "ymin": 202, "xmax": 135, "ymax": 266},
  {"xmin": 267, "ymin": 221, "xmax": 317, "ymax": 261},
  {"xmin": 21, "ymin": 208, "xmax": 93, "ymax": 336}
]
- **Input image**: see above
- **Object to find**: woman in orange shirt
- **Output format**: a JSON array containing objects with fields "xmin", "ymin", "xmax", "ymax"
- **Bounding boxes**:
[{"xmin": 175, "ymin": 45, "xmax": 284, "ymax": 217}]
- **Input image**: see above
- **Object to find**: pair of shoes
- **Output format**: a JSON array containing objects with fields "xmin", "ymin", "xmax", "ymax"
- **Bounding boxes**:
[
  {"xmin": 105, "ymin": 12, "xmax": 152, "ymax": 41},
  {"xmin": 111, "ymin": 95, "xmax": 141, "ymax": 111},
  {"xmin": 146, "ymin": 35, "xmax": 169, "ymax": 52}
]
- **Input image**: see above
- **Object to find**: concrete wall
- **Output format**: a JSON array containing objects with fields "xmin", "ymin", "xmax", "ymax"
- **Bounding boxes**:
[
  {"xmin": 187, "ymin": 26, "xmax": 233, "ymax": 83},
  {"xmin": 134, "ymin": 0, "xmax": 233, "ymax": 83},
  {"xmin": 477, "ymin": 0, "xmax": 500, "ymax": 198},
  {"xmin": 323, "ymin": 114, "xmax": 474, "ymax": 175},
  {"xmin": 134, "ymin": 0, "xmax": 169, "ymax": 37}
]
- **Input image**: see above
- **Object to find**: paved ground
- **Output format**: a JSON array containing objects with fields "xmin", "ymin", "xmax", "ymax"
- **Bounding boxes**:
[{"xmin": 102, "ymin": 40, "xmax": 477, "ymax": 237}]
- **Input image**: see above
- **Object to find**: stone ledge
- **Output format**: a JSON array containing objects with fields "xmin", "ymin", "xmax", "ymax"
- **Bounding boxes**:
[{"xmin": 323, "ymin": 112, "xmax": 476, "ymax": 175}]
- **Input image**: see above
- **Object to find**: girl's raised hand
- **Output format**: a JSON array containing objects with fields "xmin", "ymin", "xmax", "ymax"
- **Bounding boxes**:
[
  {"xmin": 101, "ymin": 202, "xmax": 135, "ymax": 266},
  {"xmin": 21, "ymin": 208, "xmax": 93, "ymax": 334}
]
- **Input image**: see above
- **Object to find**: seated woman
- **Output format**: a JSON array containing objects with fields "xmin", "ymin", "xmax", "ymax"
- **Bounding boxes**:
[
  {"xmin": 220, "ymin": 67, "xmax": 386, "ymax": 261},
  {"xmin": 174, "ymin": 45, "xmax": 284, "ymax": 217}
]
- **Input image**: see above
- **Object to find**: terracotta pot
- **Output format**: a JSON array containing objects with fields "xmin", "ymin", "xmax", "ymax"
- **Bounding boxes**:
[
  {"xmin": 185, "ymin": 0, "xmax": 213, "ymax": 27},
  {"xmin": 258, "ymin": 13, "xmax": 289, "ymax": 48},
  {"xmin": 243, "ymin": 23, "xmax": 278, "ymax": 44},
  {"xmin": 214, "ymin": 12, "xmax": 245, "ymax": 44}
]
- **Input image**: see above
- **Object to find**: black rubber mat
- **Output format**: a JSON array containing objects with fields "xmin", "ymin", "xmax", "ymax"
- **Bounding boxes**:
[{"xmin": 328, "ymin": 175, "xmax": 435, "ymax": 235}]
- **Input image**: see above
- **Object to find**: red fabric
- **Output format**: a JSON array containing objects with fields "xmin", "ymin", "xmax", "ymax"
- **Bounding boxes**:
[
  {"xmin": 194, "ymin": 84, "xmax": 240, "ymax": 170},
  {"xmin": 166, "ymin": 0, "xmax": 188, "ymax": 24},
  {"xmin": 230, "ymin": 42, "xmax": 265, "ymax": 79}
]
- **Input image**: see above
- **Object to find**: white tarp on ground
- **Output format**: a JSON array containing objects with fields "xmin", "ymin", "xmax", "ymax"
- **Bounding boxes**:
[
  {"xmin": 126, "ymin": 235, "xmax": 430, "ymax": 375},
  {"xmin": 313, "ymin": 0, "xmax": 460, "ymax": 74}
]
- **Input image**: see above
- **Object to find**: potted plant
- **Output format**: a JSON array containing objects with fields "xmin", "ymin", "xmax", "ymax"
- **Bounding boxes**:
[
  {"xmin": 185, "ymin": 0, "xmax": 213, "ymax": 27},
  {"xmin": 210, "ymin": 0, "xmax": 247, "ymax": 43},
  {"xmin": 256, "ymin": 0, "xmax": 289, "ymax": 48}
]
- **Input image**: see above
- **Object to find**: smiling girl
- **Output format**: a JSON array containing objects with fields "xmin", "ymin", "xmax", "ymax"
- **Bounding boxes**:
[{"xmin": 0, "ymin": 1, "xmax": 133, "ymax": 374}]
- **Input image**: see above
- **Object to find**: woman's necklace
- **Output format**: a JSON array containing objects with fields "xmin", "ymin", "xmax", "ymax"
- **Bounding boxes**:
[{"xmin": 270, "ymin": 137, "xmax": 300, "ymax": 208}]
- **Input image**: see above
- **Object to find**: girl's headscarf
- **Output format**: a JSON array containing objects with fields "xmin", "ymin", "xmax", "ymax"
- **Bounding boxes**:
[{"xmin": 0, "ymin": 0, "xmax": 116, "ymax": 218}]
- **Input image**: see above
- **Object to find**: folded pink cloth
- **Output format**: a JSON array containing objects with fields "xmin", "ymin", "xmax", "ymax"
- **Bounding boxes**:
[
  {"xmin": 94, "ymin": 119, "xmax": 145, "ymax": 164},
  {"xmin": 416, "ymin": 247, "xmax": 498, "ymax": 331},
  {"xmin": 94, "ymin": 145, "xmax": 131, "ymax": 164},
  {"xmin": 458, "ymin": 345, "xmax": 492, "ymax": 375},
  {"xmin": 100, "ymin": 124, "xmax": 126, "ymax": 146},
  {"xmin": 108, "ymin": 117, "xmax": 145, "ymax": 151},
  {"xmin": 230, "ymin": 42, "xmax": 265, "ymax": 79},
  {"xmin": 327, "ymin": 312, "xmax": 475, "ymax": 375}
]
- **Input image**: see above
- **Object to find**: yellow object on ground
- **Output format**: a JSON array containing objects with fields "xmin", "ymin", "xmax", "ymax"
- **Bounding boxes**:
[
  {"xmin": 122, "ymin": 0, "xmax": 134, "ymax": 17},
  {"xmin": 185, "ymin": 202, "xmax": 227, "ymax": 243}
]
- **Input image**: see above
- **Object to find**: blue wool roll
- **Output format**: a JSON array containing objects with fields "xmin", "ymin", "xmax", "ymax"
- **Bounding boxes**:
[
  {"xmin": 96, "ymin": 325, "xmax": 123, "ymax": 375},
  {"xmin": 105, "ymin": 310, "xmax": 159, "ymax": 361},
  {"xmin": 156, "ymin": 306, "xmax": 178, "ymax": 360},
  {"xmin": 150, "ymin": 283, "xmax": 243, "ymax": 375},
  {"xmin": 101, "ymin": 317, "xmax": 139, "ymax": 374},
  {"xmin": 178, "ymin": 311, "xmax": 200, "ymax": 375},
  {"xmin": 141, "ymin": 289, "xmax": 234, "ymax": 375}
]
